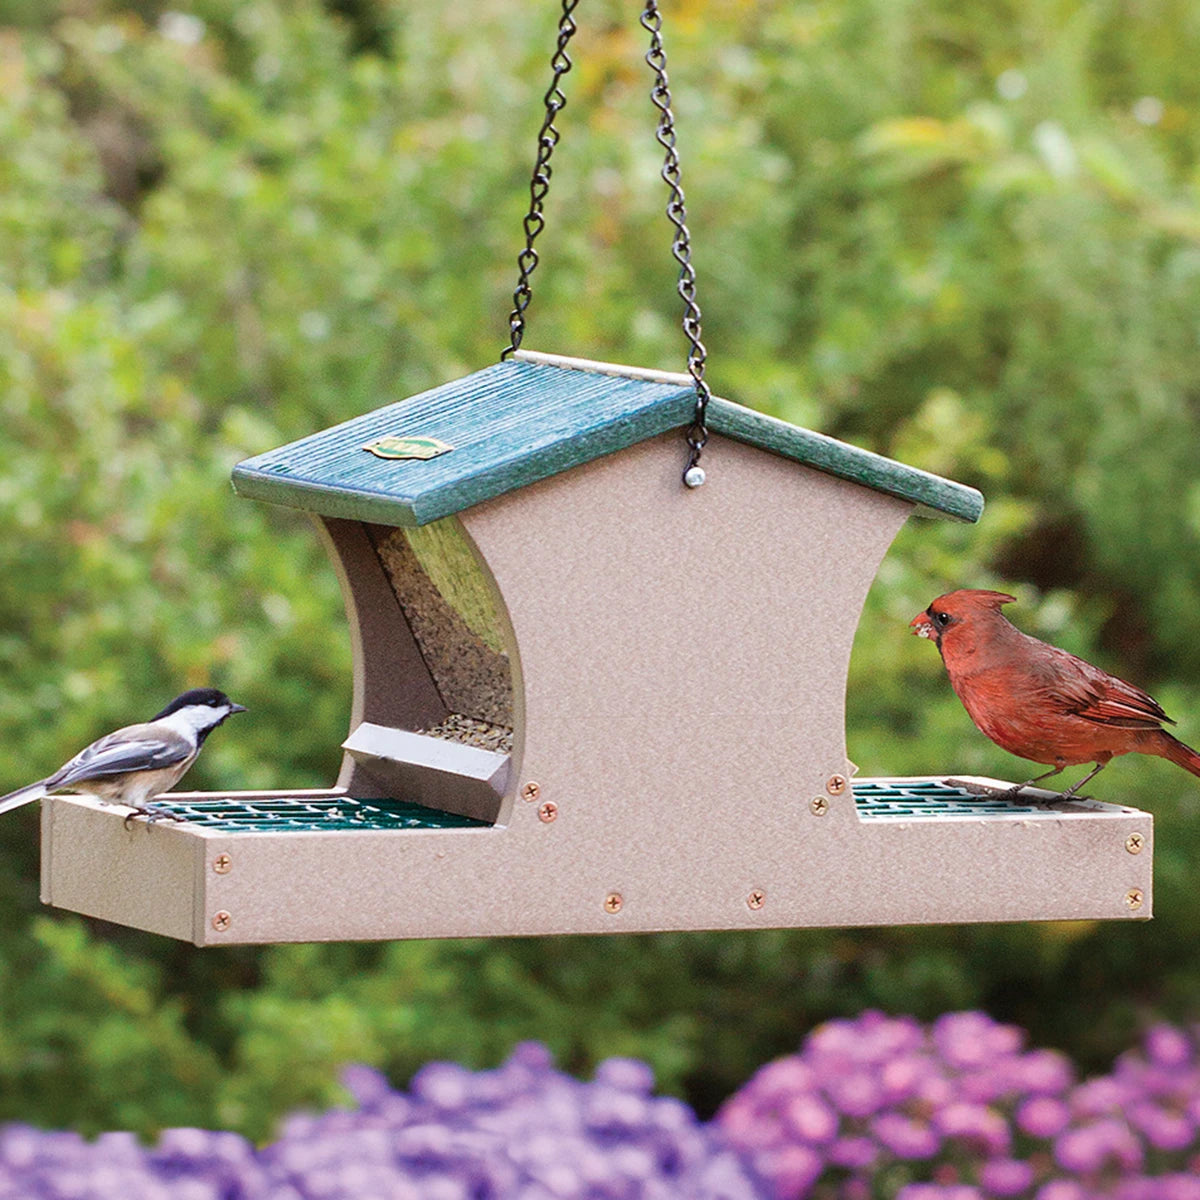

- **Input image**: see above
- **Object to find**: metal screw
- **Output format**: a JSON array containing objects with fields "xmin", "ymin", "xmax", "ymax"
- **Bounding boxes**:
[
  {"xmin": 810, "ymin": 796, "xmax": 829, "ymax": 816},
  {"xmin": 1125, "ymin": 832, "xmax": 1145, "ymax": 855},
  {"xmin": 211, "ymin": 910, "xmax": 232, "ymax": 932},
  {"xmin": 826, "ymin": 774, "xmax": 848, "ymax": 796},
  {"xmin": 604, "ymin": 892, "xmax": 623, "ymax": 914},
  {"xmin": 213, "ymin": 853, "xmax": 232, "ymax": 874},
  {"xmin": 521, "ymin": 781, "xmax": 541, "ymax": 803},
  {"xmin": 1124, "ymin": 888, "xmax": 1144, "ymax": 911},
  {"xmin": 538, "ymin": 801, "xmax": 558, "ymax": 823},
  {"xmin": 747, "ymin": 889, "xmax": 766, "ymax": 910}
]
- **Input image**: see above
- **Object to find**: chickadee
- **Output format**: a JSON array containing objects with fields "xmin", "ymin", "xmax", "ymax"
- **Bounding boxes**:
[{"xmin": 0, "ymin": 688, "xmax": 246, "ymax": 819}]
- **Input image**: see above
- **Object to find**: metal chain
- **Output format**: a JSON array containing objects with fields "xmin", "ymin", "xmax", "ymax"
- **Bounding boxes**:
[
  {"xmin": 502, "ymin": 0, "xmax": 581, "ymax": 359},
  {"xmin": 642, "ymin": 0, "xmax": 711, "ymax": 485}
]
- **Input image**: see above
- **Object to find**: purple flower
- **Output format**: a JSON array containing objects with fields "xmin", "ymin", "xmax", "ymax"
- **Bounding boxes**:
[
  {"xmin": 979, "ymin": 1156, "xmax": 1035, "ymax": 1196},
  {"xmin": 1036, "ymin": 1183, "xmax": 1088, "ymax": 1200},
  {"xmin": 1010, "ymin": 1049, "xmax": 1075, "ymax": 1096},
  {"xmin": 898, "ymin": 1186, "xmax": 985, "ymax": 1200},
  {"xmin": 781, "ymin": 1094, "xmax": 838, "ymax": 1145},
  {"xmin": 1145, "ymin": 1026, "xmax": 1195, "ymax": 1070},
  {"xmin": 827, "ymin": 1135, "xmax": 878, "ymax": 1170},
  {"xmin": 933, "ymin": 1101, "xmax": 1010, "ymax": 1157},
  {"xmin": 1054, "ymin": 1117, "xmax": 1143, "ymax": 1174},
  {"xmin": 1016, "ymin": 1096, "xmax": 1071, "ymax": 1138},
  {"xmin": 1126, "ymin": 1100, "xmax": 1195, "ymax": 1151},
  {"xmin": 1071, "ymin": 1076, "xmax": 1128, "ymax": 1116},
  {"xmin": 933, "ymin": 1013, "xmax": 1023, "ymax": 1070},
  {"xmin": 756, "ymin": 1144, "xmax": 823, "ymax": 1196},
  {"xmin": 825, "ymin": 1070, "xmax": 885, "ymax": 1118},
  {"xmin": 872, "ymin": 1112, "xmax": 941, "ymax": 1159}
]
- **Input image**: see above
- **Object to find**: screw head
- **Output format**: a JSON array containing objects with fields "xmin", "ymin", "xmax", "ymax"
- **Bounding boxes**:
[
  {"xmin": 604, "ymin": 892, "xmax": 623, "ymax": 914},
  {"xmin": 826, "ymin": 774, "xmax": 848, "ymax": 796},
  {"xmin": 747, "ymin": 889, "xmax": 766, "ymax": 910},
  {"xmin": 1124, "ymin": 888, "xmax": 1145, "ymax": 911},
  {"xmin": 211, "ymin": 910, "xmax": 232, "ymax": 932},
  {"xmin": 1125, "ymin": 832, "xmax": 1145, "ymax": 855},
  {"xmin": 810, "ymin": 796, "xmax": 829, "ymax": 816},
  {"xmin": 683, "ymin": 465, "xmax": 706, "ymax": 489},
  {"xmin": 213, "ymin": 853, "xmax": 232, "ymax": 875},
  {"xmin": 538, "ymin": 801, "xmax": 558, "ymax": 823},
  {"xmin": 521, "ymin": 781, "xmax": 541, "ymax": 803}
]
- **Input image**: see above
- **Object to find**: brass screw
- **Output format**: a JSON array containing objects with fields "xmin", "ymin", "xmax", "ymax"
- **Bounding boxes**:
[
  {"xmin": 211, "ymin": 910, "xmax": 232, "ymax": 932},
  {"xmin": 521, "ymin": 781, "xmax": 541, "ymax": 803},
  {"xmin": 1125, "ymin": 833, "xmax": 1145, "ymax": 855},
  {"xmin": 213, "ymin": 853, "xmax": 232, "ymax": 874},
  {"xmin": 604, "ymin": 892, "xmax": 623, "ymax": 914},
  {"xmin": 1124, "ymin": 888, "xmax": 1144, "ymax": 911},
  {"xmin": 826, "ymin": 774, "xmax": 848, "ymax": 796},
  {"xmin": 810, "ymin": 796, "xmax": 829, "ymax": 816},
  {"xmin": 747, "ymin": 889, "xmax": 766, "ymax": 910},
  {"xmin": 538, "ymin": 801, "xmax": 558, "ymax": 823}
]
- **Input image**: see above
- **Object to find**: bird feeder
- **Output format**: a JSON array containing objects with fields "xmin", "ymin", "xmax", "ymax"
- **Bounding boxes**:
[{"xmin": 39, "ymin": 350, "xmax": 1153, "ymax": 944}]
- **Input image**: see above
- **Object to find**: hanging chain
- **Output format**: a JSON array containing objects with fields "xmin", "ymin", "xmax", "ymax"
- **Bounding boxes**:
[
  {"xmin": 642, "ymin": 0, "xmax": 711, "ymax": 486},
  {"xmin": 502, "ymin": 0, "xmax": 581, "ymax": 360}
]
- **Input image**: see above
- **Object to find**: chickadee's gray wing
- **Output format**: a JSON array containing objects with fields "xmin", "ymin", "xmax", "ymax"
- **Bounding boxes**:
[{"xmin": 44, "ymin": 722, "xmax": 194, "ymax": 791}]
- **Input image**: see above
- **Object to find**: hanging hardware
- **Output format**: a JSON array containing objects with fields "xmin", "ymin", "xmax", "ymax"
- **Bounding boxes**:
[
  {"xmin": 502, "ymin": 0, "xmax": 580, "ymax": 360},
  {"xmin": 642, "ymin": 0, "xmax": 711, "ymax": 487},
  {"xmin": 502, "ymin": 0, "xmax": 712, "ymax": 486}
]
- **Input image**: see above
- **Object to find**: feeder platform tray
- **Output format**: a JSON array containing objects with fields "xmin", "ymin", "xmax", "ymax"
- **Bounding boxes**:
[{"xmin": 41, "ymin": 777, "xmax": 1151, "ymax": 946}]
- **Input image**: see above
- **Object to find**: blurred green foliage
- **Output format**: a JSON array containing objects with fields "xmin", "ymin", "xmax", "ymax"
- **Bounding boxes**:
[{"xmin": 2, "ymin": 0, "xmax": 1200, "ymax": 1140}]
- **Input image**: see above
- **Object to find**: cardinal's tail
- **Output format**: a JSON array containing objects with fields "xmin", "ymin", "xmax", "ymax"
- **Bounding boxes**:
[{"xmin": 1152, "ymin": 731, "xmax": 1200, "ymax": 780}]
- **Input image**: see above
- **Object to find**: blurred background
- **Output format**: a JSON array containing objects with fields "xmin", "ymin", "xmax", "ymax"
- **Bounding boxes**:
[{"xmin": 1, "ymin": 0, "xmax": 1199, "ymax": 1142}]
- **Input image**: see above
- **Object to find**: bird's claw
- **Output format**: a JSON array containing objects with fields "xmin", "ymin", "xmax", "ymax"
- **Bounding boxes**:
[{"xmin": 123, "ymin": 804, "xmax": 184, "ymax": 830}]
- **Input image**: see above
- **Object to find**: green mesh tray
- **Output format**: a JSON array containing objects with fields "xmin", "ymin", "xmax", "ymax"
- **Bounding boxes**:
[
  {"xmin": 853, "ymin": 779, "xmax": 1049, "ymax": 819},
  {"xmin": 147, "ymin": 796, "xmax": 488, "ymax": 832},
  {"xmin": 146, "ymin": 779, "xmax": 1047, "ymax": 832}
]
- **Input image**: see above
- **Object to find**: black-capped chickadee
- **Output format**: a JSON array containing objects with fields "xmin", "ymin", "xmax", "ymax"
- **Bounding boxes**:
[{"xmin": 0, "ymin": 688, "xmax": 246, "ymax": 819}]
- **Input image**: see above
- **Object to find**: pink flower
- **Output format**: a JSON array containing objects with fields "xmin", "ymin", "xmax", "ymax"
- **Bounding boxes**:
[
  {"xmin": 782, "ymin": 1094, "xmax": 838, "ymax": 1145},
  {"xmin": 872, "ymin": 1112, "xmax": 940, "ymax": 1159},
  {"xmin": 1144, "ymin": 1026, "xmax": 1194, "ymax": 1070},
  {"xmin": 979, "ymin": 1157, "xmax": 1035, "ymax": 1196},
  {"xmin": 1016, "ymin": 1097, "xmax": 1071, "ymax": 1139}
]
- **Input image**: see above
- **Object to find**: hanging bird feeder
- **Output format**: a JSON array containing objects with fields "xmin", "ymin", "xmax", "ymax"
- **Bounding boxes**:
[{"xmin": 39, "ymin": 3, "xmax": 1151, "ymax": 944}]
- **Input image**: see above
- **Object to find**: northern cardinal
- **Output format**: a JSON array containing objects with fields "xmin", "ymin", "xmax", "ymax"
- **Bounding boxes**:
[{"xmin": 910, "ymin": 588, "xmax": 1200, "ymax": 798}]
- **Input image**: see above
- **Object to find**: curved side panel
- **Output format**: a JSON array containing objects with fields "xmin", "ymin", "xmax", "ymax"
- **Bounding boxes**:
[{"xmin": 314, "ymin": 516, "xmax": 447, "ymax": 791}]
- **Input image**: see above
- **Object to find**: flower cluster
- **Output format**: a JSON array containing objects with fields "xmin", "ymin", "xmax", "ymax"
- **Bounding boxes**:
[
  {"xmin": 717, "ymin": 1011, "xmax": 1200, "ymax": 1200},
  {"xmin": 6, "ymin": 1015, "xmax": 1200, "ymax": 1199},
  {"xmin": 0, "ymin": 1042, "xmax": 761, "ymax": 1199}
]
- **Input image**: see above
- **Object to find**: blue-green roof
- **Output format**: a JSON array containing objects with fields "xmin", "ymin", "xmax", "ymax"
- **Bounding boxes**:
[{"xmin": 231, "ymin": 353, "xmax": 983, "ymax": 526}]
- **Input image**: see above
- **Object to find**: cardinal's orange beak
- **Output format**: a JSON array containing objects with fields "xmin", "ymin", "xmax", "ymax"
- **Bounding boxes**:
[{"xmin": 909, "ymin": 611, "xmax": 935, "ymax": 639}]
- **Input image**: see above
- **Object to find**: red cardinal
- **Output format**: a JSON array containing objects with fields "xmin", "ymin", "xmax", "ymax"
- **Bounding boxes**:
[{"xmin": 910, "ymin": 588, "xmax": 1200, "ymax": 798}]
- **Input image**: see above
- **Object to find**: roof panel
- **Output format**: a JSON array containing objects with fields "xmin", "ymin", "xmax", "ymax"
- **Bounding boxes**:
[{"xmin": 231, "ymin": 353, "xmax": 983, "ymax": 525}]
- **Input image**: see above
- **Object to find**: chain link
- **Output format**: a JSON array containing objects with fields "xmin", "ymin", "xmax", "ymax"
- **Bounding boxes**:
[
  {"xmin": 502, "ymin": 0, "xmax": 580, "ymax": 359},
  {"xmin": 641, "ymin": 0, "xmax": 711, "ymax": 481}
]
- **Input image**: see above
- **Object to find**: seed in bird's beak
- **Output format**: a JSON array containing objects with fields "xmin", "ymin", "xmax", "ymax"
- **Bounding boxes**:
[{"xmin": 910, "ymin": 613, "xmax": 934, "ymax": 639}]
